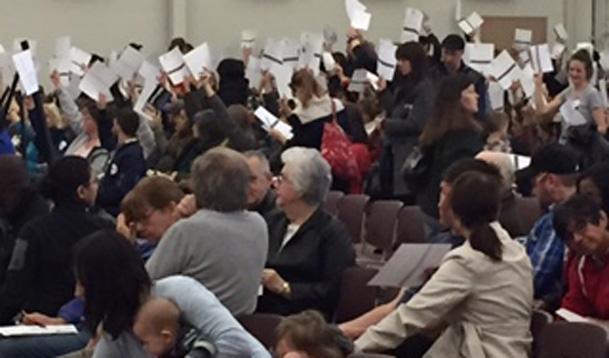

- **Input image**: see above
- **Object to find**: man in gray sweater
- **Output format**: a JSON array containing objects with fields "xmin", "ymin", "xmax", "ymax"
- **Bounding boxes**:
[{"xmin": 146, "ymin": 147, "xmax": 268, "ymax": 316}]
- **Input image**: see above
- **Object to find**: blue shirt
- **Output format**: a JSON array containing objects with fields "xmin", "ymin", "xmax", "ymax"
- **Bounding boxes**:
[
  {"xmin": 0, "ymin": 130, "xmax": 14, "ymax": 155},
  {"xmin": 525, "ymin": 211, "xmax": 565, "ymax": 299}
]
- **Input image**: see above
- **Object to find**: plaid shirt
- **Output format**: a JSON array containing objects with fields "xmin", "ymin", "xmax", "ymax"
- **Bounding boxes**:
[{"xmin": 525, "ymin": 211, "xmax": 565, "ymax": 299}]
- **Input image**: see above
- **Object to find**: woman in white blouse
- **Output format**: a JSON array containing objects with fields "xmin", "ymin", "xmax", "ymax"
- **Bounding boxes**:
[{"xmin": 355, "ymin": 170, "xmax": 533, "ymax": 357}]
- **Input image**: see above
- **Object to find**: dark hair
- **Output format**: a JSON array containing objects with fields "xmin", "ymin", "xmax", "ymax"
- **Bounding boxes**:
[
  {"xmin": 554, "ymin": 195, "xmax": 603, "ymax": 242},
  {"xmin": 191, "ymin": 147, "xmax": 250, "ymax": 212},
  {"xmin": 73, "ymin": 229, "xmax": 151, "ymax": 339},
  {"xmin": 0, "ymin": 155, "xmax": 29, "ymax": 215},
  {"xmin": 419, "ymin": 74, "xmax": 481, "ymax": 147},
  {"xmin": 444, "ymin": 158, "xmax": 501, "ymax": 184},
  {"xmin": 115, "ymin": 108, "xmax": 140, "ymax": 138},
  {"xmin": 168, "ymin": 37, "xmax": 193, "ymax": 54},
  {"xmin": 39, "ymin": 156, "xmax": 91, "ymax": 204},
  {"xmin": 578, "ymin": 163, "xmax": 609, "ymax": 214},
  {"xmin": 77, "ymin": 98, "xmax": 101, "ymax": 125},
  {"xmin": 121, "ymin": 176, "xmax": 185, "ymax": 223},
  {"xmin": 569, "ymin": 50, "xmax": 594, "ymax": 80},
  {"xmin": 483, "ymin": 111, "xmax": 510, "ymax": 137},
  {"xmin": 193, "ymin": 109, "xmax": 228, "ymax": 146},
  {"xmin": 395, "ymin": 41, "xmax": 428, "ymax": 83},
  {"xmin": 290, "ymin": 69, "xmax": 325, "ymax": 107},
  {"xmin": 450, "ymin": 171, "xmax": 503, "ymax": 261},
  {"xmin": 276, "ymin": 310, "xmax": 353, "ymax": 358},
  {"xmin": 441, "ymin": 34, "xmax": 466, "ymax": 51}
]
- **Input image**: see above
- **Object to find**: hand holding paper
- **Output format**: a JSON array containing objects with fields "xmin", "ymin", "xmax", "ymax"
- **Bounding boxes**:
[{"xmin": 12, "ymin": 50, "xmax": 39, "ymax": 95}]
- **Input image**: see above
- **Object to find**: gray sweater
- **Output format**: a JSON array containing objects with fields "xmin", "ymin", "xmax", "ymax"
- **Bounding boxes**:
[
  {"xmin": 93, "ymin": 276, "xmax": 270, "ymax": 358},
  {"xmin": 146, "ymin": 209, "xmax": 268, "ymax": 316}
]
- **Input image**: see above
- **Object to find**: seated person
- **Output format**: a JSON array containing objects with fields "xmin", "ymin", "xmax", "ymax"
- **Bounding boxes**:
[
  {"xmin": 355, "ymin": 170, "xmax": 533, "ymax": 356},
  {"xmin": 146, "ymin": 147, "xmax": 268, "ymax": 316},
  {"xmin": 340, "ymin": 158, "xmax": 501, "ymax": 339},
  {"xmin": 275, "ymin": 310, "xmax": 353, "ymax": 358},
  {"xmin": 257, "ymin": 147, "xmax": 355, "ymax": 319},
  {"xmin": 133, "ymin": 297, "xmax": 216, "ymax": 358},
  {"xmin": 97, "ymin": 108, "xmax": 147, "ymax": 216},
  {"xmin": 118, "ymin": 176, "xmax": 186, "ymax": 260},
  {"xmin": 244, "ymin": 150, "xmax": 276, "ymax": 217},
  {"xmin": 554, "ymin": 195, "xmax": 609, "ymax": 320}
]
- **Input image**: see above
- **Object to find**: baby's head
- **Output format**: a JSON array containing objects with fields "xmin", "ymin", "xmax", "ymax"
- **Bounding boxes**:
[{"xmin": 133, "ymin": 297, "xmax": 181, "ymax": 357}]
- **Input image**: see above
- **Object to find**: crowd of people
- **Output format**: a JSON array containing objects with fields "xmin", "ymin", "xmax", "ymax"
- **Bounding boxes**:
[{"xmin": 1, "ymin": 13, "xmax": 609, "ymax": 358}]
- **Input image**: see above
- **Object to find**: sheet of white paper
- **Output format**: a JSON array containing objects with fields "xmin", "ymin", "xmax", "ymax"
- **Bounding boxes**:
[
  {"xmin": 159, "ymin": 48, "xmax": 188, "ymax": 85},
  {"xmin": 112, "ymin": 46, "xmax": 145, "ymax": 81},
  {"xmin": 348, "ymin": 69, "xmax": 368, "ymax": 93},
  {"xmin": 245, "ymin": 56, "xmax": 262, "ymax": 89},
  {"xmin": 488, "ymin": 81, "xmax": 505, "ymax": 111},
  {"xmin": 299, "ymin": 32, "xmax": 324, "ymax": 74},
  {"xmin": 70, "ymin": 47, "xmax": 92, "ymax": 77},
  {"xmin": 511, "ymin": 155, "xmax": 531, "ymax": 170},
  {"xmin": 458, "ymin": 12, "xmax": 484, "ymax": 35},
  {"xmin": 551, "ymin": 43, "xmax": 566, "ymax": 60},
  {"xmin": 0, "ymin": 325, "xmax": 78, "ymax": 337},
  {"xmin": 183, "ymin": 43, "xmax": 213, "ymax": 80},
  {"xmin": 0, "ymin": 45, "xmax": 13, "ymax": 85},
  {"xmin": 518, "ymin": 64, "xmax": 536, "ymax": 98},
  {"xmin": 560, "ymin": 100, "xmax": 588, "ymax": 126},
  {"xmin": 282, "ymin": 38, "xmax": 300, "ymax": 70},
  {"xmin": 368, "ymin": 244, "xmax": 452, "ymax": 288},
  {"xmin": 401, "ymin": 7, "xmax": 423, "ymax": 43},
  {"xmin": 254, "ymin": 106, "xmax": 278, "ymax": 129},
  {"xmin": 489, "ymin": 50, "xmax": 519, "ymax": 90},
  {"xmin": 576, "ymin": 42, "xmax": 594, "ymax": 55},
  {"xmin": 79, "ymin": 62, "xmax": 118, "ymax": 102},
  {"xmin": 55, "ymin": 36, "xmax": 71, "ymax": 59},
  {"xmin": 514, "ymin": 29, "xmax": 533, "ymax": 46},
  {"xmin": 138, "ymin": 61, "xmax": 161, "ymax": 83},
  {"xmin": 12, "ymin": 50, "xmax": 39, "ymax": 95},
  {"xmin": 555, "ymin": 308, "xmax": 588, "ymax": 323},
  {"xmin": 274, "ymin": 120, "xmax": 294, "ymax": 140},
  {"xmin": 377, "ymin": 39, "xmax": 397, "ymax": 80},
  {"xmin": 351, "ymin": 11, "xmax": 372, "ymax": 31},
  {"xmin": 49, "ymin": 57, "xmax": 72, "ymax": 87},
  {"xmin": 600, "ymin": 79, "xmax": 608, "ymax": 108},
  {"xmin": 241, "ymin": 30, "xmax": 257, "ymax": 49},
  {"xmin": 554, "ymin": 24, "xmax": 568, "ymax": 41},
  {"xmin": 261, "ymin": 38, "xmax": 284, "ymax": 71},
  {"xmin": 271, "ymin": 63, "xmax": 293, "ymax": 98},
  {"xmin": 464, "ymin": 43, "xmax": 495, "ymax": 75},
  {"xmin": 322, "ymin": 52, "xmax": 336, "ymax": 72},
  {"xmin": 530, "ymin": 44, "xmax": 554, "ymax": 74},
  {"xmin": 345, "ymin": 0, "xmax": 367, "ymax": 21}
]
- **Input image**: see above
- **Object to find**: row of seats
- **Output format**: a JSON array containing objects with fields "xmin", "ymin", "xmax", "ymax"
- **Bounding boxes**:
[{"xmin": 240, "ymin": 310, "xmax": 608, "ymax": 358}]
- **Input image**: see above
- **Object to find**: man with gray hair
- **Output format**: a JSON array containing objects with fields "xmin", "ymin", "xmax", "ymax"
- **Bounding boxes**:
[
  {"xmin": 257, "ymin": 147, "xmax": 355, "ymax": 319},
  {"xmin": 243, "ymin": 150, "xmax": 276, "ymax": 217},
  {"xmin": 146, "ymin": 147, "xmax": 269, "ymax": 316}
]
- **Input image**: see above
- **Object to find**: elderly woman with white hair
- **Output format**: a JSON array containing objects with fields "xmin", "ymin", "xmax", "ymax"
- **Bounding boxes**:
[{"xmin": 257, "ymin": 147, "xmax": 355, "ymax": 319}]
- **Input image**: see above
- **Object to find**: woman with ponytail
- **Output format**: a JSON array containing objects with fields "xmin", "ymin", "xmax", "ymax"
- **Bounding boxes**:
[{"xmin": 356, "ymin": 170, "xmax": 533, "ymax": 357}]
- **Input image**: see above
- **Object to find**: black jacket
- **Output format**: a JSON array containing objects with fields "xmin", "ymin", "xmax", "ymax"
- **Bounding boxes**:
[
  {"xmin": 0, "ymin": 202, "xmax": 112, "ymax": 323},
  {"xmin": 97, "ymin": 140, "xmax": 146, "ymax": 216},
  {"xmin": 257, "ymin": 208, "xmax": 355, "ymax": 319},
  {"xmin": 416, "ymin": 130, "xmax": 484, "ymax": 218},
  {"xmin": 250, "ymin": 190, "xmax": 277, "ymax": 218}
]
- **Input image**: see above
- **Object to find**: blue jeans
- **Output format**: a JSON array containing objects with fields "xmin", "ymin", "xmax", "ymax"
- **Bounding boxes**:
[{"xmin": 0, "ymin": 325, "xmax": 90, "ymax": 358}]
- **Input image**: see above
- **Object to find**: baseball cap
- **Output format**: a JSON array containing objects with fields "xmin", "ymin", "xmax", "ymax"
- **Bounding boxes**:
[{"xmin": 517, "ymin": 143, "xmax": 580, "ymax": 182}]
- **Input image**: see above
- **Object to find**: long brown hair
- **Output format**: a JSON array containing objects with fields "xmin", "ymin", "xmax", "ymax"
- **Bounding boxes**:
[
  {"xmin": 419, "ymin": 74, "xmax": 481, "ymax": 148},
  {"xmin": 290, "ymin": 69, "xmax": 325, "ymax": 108}
]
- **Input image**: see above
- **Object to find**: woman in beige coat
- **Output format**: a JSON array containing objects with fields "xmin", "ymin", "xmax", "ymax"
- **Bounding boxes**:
[{"xmin": 355, "ymin": 170, "xmax": 534, "ymax": 357}]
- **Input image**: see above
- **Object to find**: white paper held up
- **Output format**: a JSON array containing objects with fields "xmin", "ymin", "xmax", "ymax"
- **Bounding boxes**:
[
  {"xmin": 159, "ymin": 48, "xmax": 188, "ymax": 85},
  {"xmin": 458, "ymin": 12, "xmax": 484, "ymax": 35},
  {"xmin": 79, "ymin": 61, "xmax": 118, "ymax": 102},
  {"xmin": 12, "ymin": 50, "xmax": 39, "ymax": 95},
  {"xmin": 183, "ymin": 43, "xmax": 213, "ymax": 80},
  {"xmin": 554, "ymin": 24, "xmax": 568, "ymax": 41},
  {"xmin": 241, "ymin": 30, "xmax": 257, "ymax": 49},
  {"xmin": 464, "ymin": 43, "xmax": 495, "ymax": 75},
  {"xmin": 488, "ymin": 81, "xmax": 505, "ymax": 111},
  {"xmin": 529, "ymin": 44, "xmax": 554, "ymax": 74},
  {"xmin": 401, "ymin": 7, "xmax": 424, "ymax": 43},
  {"xmin": 70, "ymin": 47, "xmax": 92, "ymax": 77},
  {"xmin": 377, "ymin": 39, "xmax": 397, "ymax": 80},
  {"xmin": 112, "ymin": 46, "xmax": 145, "ymax": 81},
  {"xmin": 514, "ymin": 29, "xmax": 533, "ymax": 47},
  {"xmin": 488, "ymin": 50, "xmax": 519, "ymax": 90},
  {"xmin": 254, "ymin": 106, "xmax": 293, "ymax": 140}
]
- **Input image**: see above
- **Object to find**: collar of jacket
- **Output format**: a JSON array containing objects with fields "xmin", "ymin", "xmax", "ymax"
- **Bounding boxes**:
[{"xmin": 293, "ymin": 96, "xmax": 345, "ymax": 125}]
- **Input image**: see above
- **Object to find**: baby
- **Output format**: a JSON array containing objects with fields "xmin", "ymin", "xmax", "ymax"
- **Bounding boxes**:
[{"xmin": 133, "ymin": 297, "xmax": 216, "ymax": 358}]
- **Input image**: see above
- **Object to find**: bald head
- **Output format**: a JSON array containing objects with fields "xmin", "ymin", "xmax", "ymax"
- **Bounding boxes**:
[
  {"xmin": 476, "ymin": 151, "xmax": 515, "ymax": 191},
  {"xmin": 134, "ymin": 297, "xmax": 180, "ymax": 336}
]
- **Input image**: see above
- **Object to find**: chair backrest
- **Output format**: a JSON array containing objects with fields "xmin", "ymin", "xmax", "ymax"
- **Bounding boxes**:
[
  {"xmin": 395, "ymin": 205, "xmax": 426, "ymax": 249},
  {"xmin": 334, "ymin": 266, "xmax": 378, "ymax": 323},
  {"xmin": 337, "ymin": 194, "xmax": 370, "ymax": 244},
  {"xmin": 530, "ymin": 310, "xmax": 553, "ymax": 358},
  {"xmin": 537, "ymin": 322, "xmax": 607, "ymax": 358},
  {"xmin": 507, "ymin": 196, "xmax": 543, "ymax": 237},
  {"xmin": 238, "ymin": 313, "xmax": 283, "ymax": 349},
  {"xmin": 365, "ymin": 200, "xmax": 403, "ymax": 253},
  {"xmin": 323, "ymin": 190, "xmax": 345, "ymax": 216}
]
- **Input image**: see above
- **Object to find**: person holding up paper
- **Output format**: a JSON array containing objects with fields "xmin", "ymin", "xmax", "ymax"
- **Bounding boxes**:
[
  {"xmin": 377, "ymin": 42, "xmax": 434, "ymax": 200},
  {"xmin": 355, "ymin": 170, "xmax": 533, "ymax": 357},
  {"xmin": 553, "ymin": 195, "xmax": 609, "ymax": 321},
  {"xmin": 533, "ymin": 49, "xmax": 606, "ymax": 145},
  {"xmin": 344, "ymin": 27, "xmax": 378, "ymax": 77},
  {"xmin": 217, "ymin": 58, "xmax": 249, "ymax": 107},
  {"xmin": 431, "ymin": 34, "xmax": 489, "ymax": 120}
]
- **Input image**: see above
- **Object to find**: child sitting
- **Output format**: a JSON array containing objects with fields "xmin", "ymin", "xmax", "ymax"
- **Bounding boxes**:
[{"xmin": 133, "ymin": 297, "xmax": 215, "ymax": 358}]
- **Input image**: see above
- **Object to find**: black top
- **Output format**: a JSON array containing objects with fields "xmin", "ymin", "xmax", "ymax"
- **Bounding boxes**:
[
  {"xmin": 252, "ymin": 190, "xmax": 277, "ymax": 218},
  {"xmin": 257, "ymin": 208, "xmax": 355, "ymax": 319},
  {"xmin": 416, "ymin": 130, "xmax": 484, "ymax": 218},
  {"xmin": 0, "ymin": 202, "xmax": 112, "ymax": 323}
]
